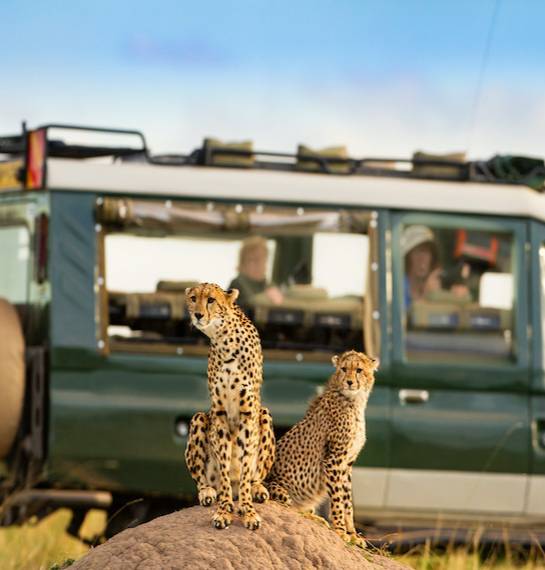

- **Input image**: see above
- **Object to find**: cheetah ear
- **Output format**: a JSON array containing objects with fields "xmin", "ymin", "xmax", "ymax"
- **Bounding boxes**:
[
  {"xmin": 226, "ymin": 288, "xmax": 239, "ymax": 305},
  {"xmin": 185, "ymin": 287, "xmax": 192, "ymax": 297},
  {"xmin": 372, "ymin": 357, "xmax": 380, "ymax": 371},
  {"xmin": 331, "ymin": 355, "xmax": 339, "ymax": 367}
]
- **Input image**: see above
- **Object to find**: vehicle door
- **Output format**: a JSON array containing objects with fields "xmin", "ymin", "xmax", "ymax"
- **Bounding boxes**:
[
  {"xmin": 386, "ymin": 212, "xmax": 530, "ymax": 516},
  {"xmin": 528, "ymin": 221, "xmax": 545, "ymax": 517}
]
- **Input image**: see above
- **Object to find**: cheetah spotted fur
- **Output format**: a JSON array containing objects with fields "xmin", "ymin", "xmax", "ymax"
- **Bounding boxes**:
[
  {"xmin": 184, "ymin": 283, "xmax": 275, "ymax": 530},
  {"xmin": 265, "ymin": 350, "xmax": 378, "ymax": 547}
]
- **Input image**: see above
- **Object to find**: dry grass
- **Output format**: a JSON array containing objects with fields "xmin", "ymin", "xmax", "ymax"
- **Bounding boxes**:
[
  {"xmin": 0, "ymin": 509, "xmax": 105, "ymax": 570},
  {"xmin": 396, "ymin": 539, "xmax": 545, "ymax": 570},
  {"xmin": 1, "ymin": 510, "xmax": 545, "ymax": 569}
]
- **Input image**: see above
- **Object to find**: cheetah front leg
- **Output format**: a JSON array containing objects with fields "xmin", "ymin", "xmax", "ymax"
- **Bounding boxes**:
[
  {"xmin": 342, "ymin": 464, "xmax": 366, "ymax": 548},
  {"xmin": 236, "ymin": 404, "xmax": 261, "ymax": 530},
  {"xmin": 324, "ymin": 452, "xmax": 351, "ymax": 543},
  {"xmin": 251, "ymin": 406, "xmax": 276, "ymax": 503},
  {"xmin": 185, "ymin": 412, "xmax": 217, "ymax": 507},
  {"xmin": 210, "ymin": 411, "xmax": 234, "ymax": 529}
]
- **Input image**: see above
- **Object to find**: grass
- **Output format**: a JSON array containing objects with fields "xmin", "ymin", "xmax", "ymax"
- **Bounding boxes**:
[
  {"xmin": 0, "ymin": 509, "xmax": 105, "ymax": 570},
  {"xmin": 1, "ymin": 509, "xmax": 545, "ymax": 569},
  {"xmin": 395, "ymin": 539, "xmax": 545, "ymax": 570}
]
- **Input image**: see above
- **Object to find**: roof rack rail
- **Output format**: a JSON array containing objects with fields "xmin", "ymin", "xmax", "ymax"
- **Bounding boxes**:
[
  {"xmin": 1, "ymin": 122, "xmax": 543, "ymax": 190},
  {"xmin": 0, "ymin": 123, "xmax": 149, "ymax": 160}
]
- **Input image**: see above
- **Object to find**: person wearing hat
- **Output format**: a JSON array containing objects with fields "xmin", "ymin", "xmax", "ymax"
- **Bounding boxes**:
[
  {"xmin": 402, "ymin": 225, "xmax": 441, "ymax": 309},
  {"xmin": 402, "ymin": 225, "xmax": 470, "ymax": 309}
]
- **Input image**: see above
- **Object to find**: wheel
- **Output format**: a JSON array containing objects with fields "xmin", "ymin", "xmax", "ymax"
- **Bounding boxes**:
[{"xmin": 0, "ymin": 298, "xmax": 25, "ymax": 459}]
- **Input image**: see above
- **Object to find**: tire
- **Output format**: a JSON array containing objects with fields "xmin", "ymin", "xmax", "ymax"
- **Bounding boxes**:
[{"xmin": 0, "ymin": 298, "xmax": 25, "ymax": 459}]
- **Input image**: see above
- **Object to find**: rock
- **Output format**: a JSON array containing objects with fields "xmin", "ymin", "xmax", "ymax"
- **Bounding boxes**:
[{"xmin": 71, "ymin": 502, "xmax": 409, "ymax": 570}]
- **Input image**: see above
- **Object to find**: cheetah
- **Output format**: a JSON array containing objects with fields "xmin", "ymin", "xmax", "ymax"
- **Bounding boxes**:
[
  {"xmin": 184, "ymin": 283, "xmax": 275, "ymax": 530},
  {"xmin": 265, "ymin": 350, "xmax": 378, "ymax": 547}
]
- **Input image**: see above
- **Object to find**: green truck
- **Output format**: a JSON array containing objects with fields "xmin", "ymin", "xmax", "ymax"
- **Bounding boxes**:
[{"xmin": 0, "ymin": 124, "xmax": 544, "ymax": 539}]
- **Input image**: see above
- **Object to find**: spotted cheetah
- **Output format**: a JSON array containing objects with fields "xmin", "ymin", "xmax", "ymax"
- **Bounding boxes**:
[
  {"xmin": 184, "ymin": 283, "xmax": 275, "ymax": 530},
  {"xmin": 265, "ymin": 350, "xmax": 378, "ymax": 547}
]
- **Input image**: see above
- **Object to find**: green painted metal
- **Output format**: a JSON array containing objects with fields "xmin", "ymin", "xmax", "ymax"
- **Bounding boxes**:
[
  {"xmin": 3, "ymin": 188, "xmax": 545, "ymax": 501},
  {"xmin": 529, "ymin": 221, "xmax": 545, "ymax": 477},
  {"xmin": 388, "ymin": 211, "xmax": 531, "ymax": 474}
]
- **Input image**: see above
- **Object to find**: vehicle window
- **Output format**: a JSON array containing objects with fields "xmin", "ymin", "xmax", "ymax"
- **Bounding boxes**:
[
  {"xmin": 101, "ymin": 199, "xmax": 371, "ymax": 357},
  {"xmin": 400, "ymin": 222, "xmax": 515, "ymax": 365},
  {"xmin": 0, "ymin": 225, "xmax": 29, "ymax": 303}
]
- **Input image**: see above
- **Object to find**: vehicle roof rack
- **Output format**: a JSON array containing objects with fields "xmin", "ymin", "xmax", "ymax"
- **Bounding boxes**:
[
  {"xmin": 0, "ymin": 123, "xmax": 149, "ymax": 160},
  {"xmin": 1, "ymin": 122, "xmax": 543, "ymax": 190}
]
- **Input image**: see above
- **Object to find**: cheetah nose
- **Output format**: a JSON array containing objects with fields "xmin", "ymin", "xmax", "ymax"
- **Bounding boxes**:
[
  {"xmin": 194, "ymin": 312, "xmax": 203, "ymax": 320},
  {"xmin": 347, "ymin": 380, "xmax": 353, "ymax": 386}
]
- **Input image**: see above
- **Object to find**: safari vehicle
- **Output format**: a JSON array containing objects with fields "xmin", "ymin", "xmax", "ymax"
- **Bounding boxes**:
[{"xmin": 0, "ymin": 123, "xmax": 544, "ymax": 541}]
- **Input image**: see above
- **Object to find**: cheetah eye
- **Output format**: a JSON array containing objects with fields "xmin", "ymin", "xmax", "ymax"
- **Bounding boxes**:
[
  {"xmin": 190, "ymin": 296, "xmax": 197, "ymax": 303},
  {"xmin": 356, "ymin": 368, "xmax": 362, "ymax": 374},
  {"xmin": 341, "ymin": 367, "xmax": 347, "ymax": 373},
  {"xmin": 207, "ymin": 297, "xmax": 215, "ymax": 305}
]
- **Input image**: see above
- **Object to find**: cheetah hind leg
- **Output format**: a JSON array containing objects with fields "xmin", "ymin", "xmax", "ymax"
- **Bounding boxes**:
[
  {"xmin": 185, "ymin": 412, "xmax": 217, "ymax": 507},
  {"xmin": 251, "ymin": 482, "xmax": 269, "ymax": 503},
  {"xmin": 198, "ymin": 486, "xmax": 217, "ymax": 507}
]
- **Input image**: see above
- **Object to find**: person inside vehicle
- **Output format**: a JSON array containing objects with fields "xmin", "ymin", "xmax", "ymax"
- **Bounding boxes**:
[
  {"xmin": 229, "ymin": 236, "xmax": 284, "ymax": 307},
  {"xmin": 402, "ymin": 225, "xmax": 470, "ymax": 308}
]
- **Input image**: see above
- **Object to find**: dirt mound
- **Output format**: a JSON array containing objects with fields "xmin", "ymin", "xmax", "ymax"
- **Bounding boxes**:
[{"xmin": 72, "ymin": 502, "xmax": 407, "ymax": 570}]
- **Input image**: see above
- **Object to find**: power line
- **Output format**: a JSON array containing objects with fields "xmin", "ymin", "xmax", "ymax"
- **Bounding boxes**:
[{"xmin": 466, "ymin": 0, "xmax": 501, "ymax": 155}]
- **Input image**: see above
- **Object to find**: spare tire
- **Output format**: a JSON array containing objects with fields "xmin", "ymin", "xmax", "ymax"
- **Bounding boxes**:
[{"xmin": 0, "ymin": 298, "xmax": 25, "ymax": 459}]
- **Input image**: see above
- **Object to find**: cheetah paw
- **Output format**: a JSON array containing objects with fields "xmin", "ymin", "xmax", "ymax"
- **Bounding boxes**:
[
  {"xmin": 198, "ymin": 487, "xmax": 217, "ymax": 507},
  {"xmin": 333, "ymin": 528, "xmax": 366, "ymax": 548},
  {"xmin": 348, "ymin": 533, "xmax": 367, "ymax": 549},
  {"xmin": 251, "ymin": 483, "xmax": 269, "ymax": 503},
  {"xmin": 212, "ymin": 509, "xmax": 233, "ymax": 529},
  {"xmin": 242, "ymin": 510, "xmax": 261, "ymax": 530}
]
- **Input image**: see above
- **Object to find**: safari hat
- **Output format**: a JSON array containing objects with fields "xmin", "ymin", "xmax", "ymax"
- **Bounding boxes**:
[{"xmin": 401, "ymin": 225, "xmax": 435, "ymax": 256}]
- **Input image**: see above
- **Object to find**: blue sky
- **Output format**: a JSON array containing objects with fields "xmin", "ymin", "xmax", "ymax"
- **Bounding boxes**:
[{"xmin": 2, "ymin": 0, "xmax": 545, "ymax": 158}]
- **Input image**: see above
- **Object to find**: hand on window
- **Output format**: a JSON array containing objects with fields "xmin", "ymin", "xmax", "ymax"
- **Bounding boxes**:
[
  {"xmin": 424, "ymin": 268, "xmax": 442, "ymax": 295},
  {"xmin": 265, "ymin": 286, "xmax": 284, "ymax": 305}
]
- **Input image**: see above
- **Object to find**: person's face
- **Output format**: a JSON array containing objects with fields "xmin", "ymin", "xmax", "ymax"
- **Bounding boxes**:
[
  {"xmin": 407, "ymin": 243, "xmax": 433, "ymax": 279},
  {"xmin": 240, "ymin": 247, "xmax": 268, "ymax": 281}
]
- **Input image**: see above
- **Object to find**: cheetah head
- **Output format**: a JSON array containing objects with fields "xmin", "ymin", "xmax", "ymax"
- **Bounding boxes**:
[
  {"xmin": 185, "ymin": 282, "xmax": 239, "ymax": 338},
  {"xmin": 329, "ymin": 350, "xmax": 379, "ymax": 398}
]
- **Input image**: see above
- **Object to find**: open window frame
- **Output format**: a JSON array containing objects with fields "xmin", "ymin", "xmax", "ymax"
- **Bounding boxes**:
[{"xmin": 95, "ymin": 197, "xmax": 381, "ymax": 362}]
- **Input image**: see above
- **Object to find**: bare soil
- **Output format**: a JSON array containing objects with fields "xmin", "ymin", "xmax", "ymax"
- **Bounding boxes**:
[{"xmin": 71, "ymin": 502, "xmax": 410, "ymax": 570}]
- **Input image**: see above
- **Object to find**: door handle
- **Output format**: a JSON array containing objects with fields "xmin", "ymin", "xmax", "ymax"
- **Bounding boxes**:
[{"xmin": 399, "ymin": 389, "xmax": 429, "ymax": 405}]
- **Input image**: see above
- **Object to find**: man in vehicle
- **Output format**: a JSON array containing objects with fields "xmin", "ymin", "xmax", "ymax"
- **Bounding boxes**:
[{"xmin": 229, "ymin": 236, "xmax": 284, "ymax": 307}]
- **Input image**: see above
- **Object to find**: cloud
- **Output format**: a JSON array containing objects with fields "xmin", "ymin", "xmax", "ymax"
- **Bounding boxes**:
[{"xmin": 124, "ymin": 34, "xmax": 230, "ymax": 68}]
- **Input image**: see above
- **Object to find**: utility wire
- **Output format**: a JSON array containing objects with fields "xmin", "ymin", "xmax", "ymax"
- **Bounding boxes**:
[{"xmin": 465, "ymin": 0, "xmax": 501, "ymax": 156}]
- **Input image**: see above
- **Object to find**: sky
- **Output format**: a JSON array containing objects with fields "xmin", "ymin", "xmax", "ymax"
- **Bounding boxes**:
[{"xmin": 2, "ymin": 0, "xmax": 545, "ymax": 160}]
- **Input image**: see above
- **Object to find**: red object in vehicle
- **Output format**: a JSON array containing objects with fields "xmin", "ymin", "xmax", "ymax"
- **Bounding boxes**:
[{"xmin": 454, "ymin": 229, "xmax": 498, "ymax": 265}]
